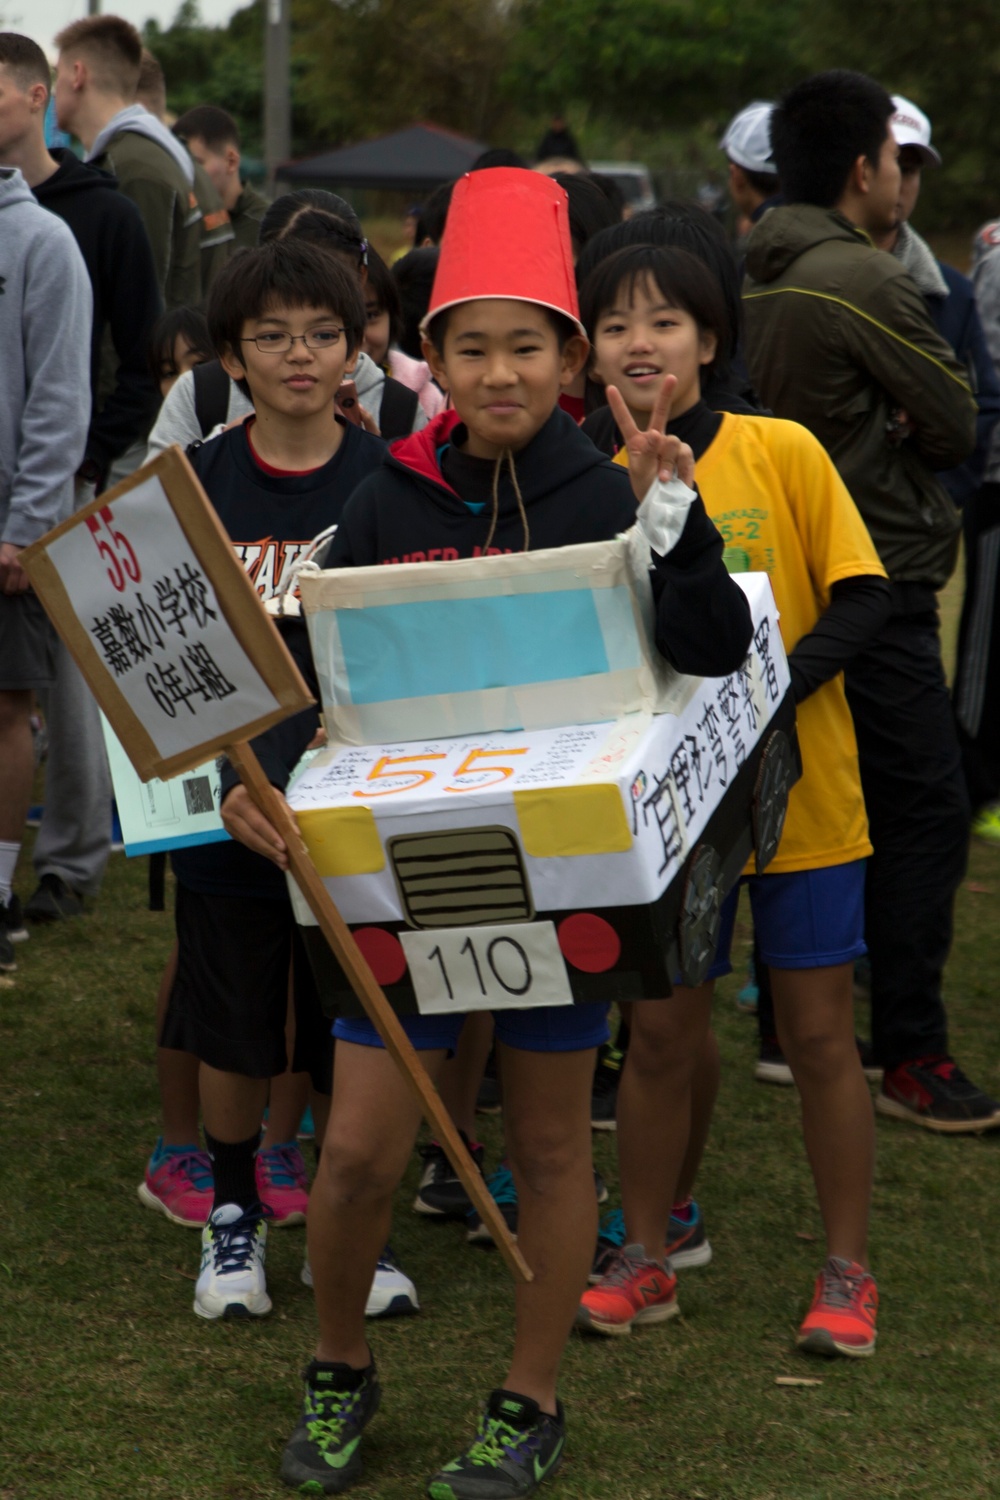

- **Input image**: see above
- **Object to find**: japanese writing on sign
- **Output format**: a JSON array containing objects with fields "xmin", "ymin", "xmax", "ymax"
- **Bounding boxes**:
[
  {"xmin": 42, "ymin": 470, "xmax": 285, "ymax": 766},
  {"xmin": 636, "ymin": 623, "xmax": 785, "ymax": 878}
]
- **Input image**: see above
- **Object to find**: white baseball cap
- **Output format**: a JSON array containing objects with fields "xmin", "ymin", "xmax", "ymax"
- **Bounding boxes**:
[
  {"xmin": 891, "ymin": 95, "xmax": 941, "ymax": 166},
  {"xmin": 720, "ymin": 101, "xmax": 777, "ymax": 176}
]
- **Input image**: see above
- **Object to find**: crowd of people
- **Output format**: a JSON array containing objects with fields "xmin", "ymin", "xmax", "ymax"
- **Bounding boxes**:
[{"xmin": 2, "ymin": 17, "xmax": 1000, "ymax": 1497}]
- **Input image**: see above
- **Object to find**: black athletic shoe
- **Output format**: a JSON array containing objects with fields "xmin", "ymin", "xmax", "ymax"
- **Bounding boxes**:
[
  {"xmin": 24, "ymin": 873, "xmax": 84, "ymax": 922},
  {"xmin": 590, "ymin": 1043, "xmax": 623, "ymax": 1130},
  {"xmin": 280, "ymin": 1358, "xmax": 381, "ymax": 1494},
  {"xmin": 877, "ymin": 1056, "xmax": 1000, "ymax": 1134},
  {"xmin": 414, "ymin": 1137, "xmax": 485, "ymax": 1219},
  {"xmin": 476, "ymin": 1050, "xmax": 502, "ymax": 1115},
  {"xmin": 1, "ymin": 896, "xmax": 23, "ymax": 971},
  {"xmin": 427, "ymin": 1390, "xmax": 565, "ymax": 1499}
]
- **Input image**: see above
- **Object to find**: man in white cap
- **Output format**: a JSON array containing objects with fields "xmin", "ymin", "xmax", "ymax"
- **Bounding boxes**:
[{"xmin": 720, "ymin": 100, "xmax": 781, "ymax": 234}]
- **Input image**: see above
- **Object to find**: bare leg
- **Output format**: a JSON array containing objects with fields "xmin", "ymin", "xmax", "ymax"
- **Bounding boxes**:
[
  {"xmin": 499, "ymin": 1044, "xmax": 597, "ymax": 1414},
  {"xmin": 309, "ymin": 1041, "xmax": 446, "ymax": 1367},
  {"xmin": 616, "ymin": 987, "xmax": 714, "ymax": 1258},
  {"xmin": 437, "ymin": 1012, "xmax": 495, "ymax": 1137},
  {"xmin": 0, "ymin": 688, "xmax": 34, "ymax": 844},
  {"xmin": 675, "ymin": 1026, "xmax": 721, "ymax": 1203},
  {"xmin": 154, "ymin": 943, "xmax": 202, "ymax": 1146},
  {"xmin": 200, "ymin": 1064, "xmax": 269, "ymax": 1145},
  {"xmin": 261, "ymin": 971, "xmax": 310, "ymax": 1148},
  {"xmin": 771, "ymin": 963, "xmax": 874, "ymax": 1266}
]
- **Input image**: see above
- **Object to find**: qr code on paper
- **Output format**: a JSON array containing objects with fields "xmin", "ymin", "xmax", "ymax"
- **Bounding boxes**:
[{"xmin": 182, "ymin": 776, "xmax": 215, "ymax": 816}]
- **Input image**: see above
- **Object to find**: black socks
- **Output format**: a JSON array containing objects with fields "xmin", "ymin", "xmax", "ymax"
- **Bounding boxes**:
[{"xmin": 205, "ymin": 1129, "xmax": 259, "ymax": 1212}]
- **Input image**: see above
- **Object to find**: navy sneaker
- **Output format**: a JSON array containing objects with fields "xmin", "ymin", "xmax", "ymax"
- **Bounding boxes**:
[
  {"xmin": 427, "ymin": 1389, "xmax": 565, "ymax": 1499},
  {"xmin": 280, "ymin": 1358, "xmax": 381, "ymax": 1493},
  {"xmin": 466, "ymin": 1164, "xmax": 518, "ymax": 1245},
  {"xmin": 414, "ymin": 1136, "xmax": 485, "ymax": 1219}
]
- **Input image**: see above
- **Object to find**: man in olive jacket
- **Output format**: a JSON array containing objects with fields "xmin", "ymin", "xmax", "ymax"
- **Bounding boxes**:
[
  {"xmin": 54, "ymin": 14, "xmax": 201, "ymax": 311},
  {"xmin": 743, "ymin": 69, "xmax": 1000, "ymax": 1134}
]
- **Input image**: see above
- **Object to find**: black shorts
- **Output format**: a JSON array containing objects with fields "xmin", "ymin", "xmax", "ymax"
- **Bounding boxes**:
[
  {"xmin": 161, "ymin": 884, "xmax": 333, "ymax": 1094},
  {"xmin": 0, "ymin": 591, "xmax": 57, "ymax": 691}
]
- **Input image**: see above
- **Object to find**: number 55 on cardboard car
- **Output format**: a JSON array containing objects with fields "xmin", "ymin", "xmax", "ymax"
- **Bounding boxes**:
[{"xmin": 284, "ymin": 537, "xmax": 800, "ymax": 1016}]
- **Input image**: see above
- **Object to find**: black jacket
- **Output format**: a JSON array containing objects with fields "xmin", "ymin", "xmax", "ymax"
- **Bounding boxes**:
[
  {"xmin": 34, "ymin": 149, "xmax": 162, "ymax": 479},
  {"xmin": 180, "ymin": 418, "xmax": 387, "ymax": 898},
  {"xmin": 332, "ymin": 405, "xmax": 753, "ymax": 679}
]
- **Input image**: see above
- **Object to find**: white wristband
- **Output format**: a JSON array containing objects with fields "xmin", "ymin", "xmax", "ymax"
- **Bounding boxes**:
[{"xmin": 636, "ymin": 474, "xmax": 696, "ymax": 558}]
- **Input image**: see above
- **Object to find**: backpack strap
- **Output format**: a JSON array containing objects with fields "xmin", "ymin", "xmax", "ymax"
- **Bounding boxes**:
[
  {"xmin": 192, "ymin": 359, "xmax": 232, "ymax": 438},
  {"xmin": 378, "ymin": 375, "xmax": 421, "ymax": 439}
]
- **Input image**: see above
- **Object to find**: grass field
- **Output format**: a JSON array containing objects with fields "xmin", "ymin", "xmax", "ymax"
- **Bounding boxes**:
[{"xmin": 3, "ymin": 584, "xmax": 999, "ymax": 1500}]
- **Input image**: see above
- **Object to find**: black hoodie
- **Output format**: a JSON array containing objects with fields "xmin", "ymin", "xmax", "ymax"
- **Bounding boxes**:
[
  {"xmin": 331, "ymin": 405, "xmax": 753, "ymax": 678},
  {"xmin": 33, "ymin": 149, "xmax": 161, "ymax": 480}
]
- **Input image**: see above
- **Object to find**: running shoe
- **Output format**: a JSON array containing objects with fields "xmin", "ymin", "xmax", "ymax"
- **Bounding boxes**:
[
  {"xmin": 297, "ymin": 1105, "xmax": 316, "ymax": 1141},
  {"xmin": 754, "ymin": 1036, "xmax": 794, "ymax": 1086},
  {"xmin": 23, "ymin": 873, "xmax": 83, "ymax": 922},
  {"xmin": 736, "ymin": 957, "xmax": 759, "ymax": 1013},
  {"xmin": 665, "ymin": 1198, "xmax": 713, "ymax": 1268},
  {"xmin": 466, "ymin": 1164, "xmax": 519, "ymax": 1245},
  {"xmin": 797, "ymin": 1256, "xmax": 878, "ymax": 1358},
  {"xmin": 1, "ymin": 894, "xmax": 28, "ymax": 942},
  {"xmin": 138, "ymin": 1137, "xmax": 213, "ymax": 1227},
  {"xmin": 467, "ymin": 1166, "xmax": 607, "ymax": 1245},
  {"xmin": 877, "ymin": 1056, "xmax": 1000, "ymax": 1133},
  {"xmin": 301, "ymin": 1245, "xmax": 419, "ymax": 1319},
  {"xmin": 476, "ymin": 1050, "xmax": 502, "ymax": 1115},
  {"xmin": 590, "ymin": 1043, "xmax": 624, "ymax": 1131},
  {"xmin": 280, "ymin": 1357, "xmax": 381, "ymax": 1493},
  {"xmin": 414, "ymin": 1136, "xmax": 485, "ymax": 1219},
  {"xmin": 971, "ymin": 801, "xmax": 1000, "ymax": 844},
  {"xmin": 577, "ymin": 1244, "xmax": 678, "ymax": 1335},
  {"xmin": 193, "ymin": 1201, "xmax": 271, "ymax": 1320},
  {"xmin": 590, "ymin": 1203, "xmax": 712, "ymax": 1281},
  {"xmin": 427, "ymin": 1389, "xmax": 565, "ymax": 1499},
  {"xmin": 256, "ymin": 1141, "xmax": 310, "ymax": 1225}
]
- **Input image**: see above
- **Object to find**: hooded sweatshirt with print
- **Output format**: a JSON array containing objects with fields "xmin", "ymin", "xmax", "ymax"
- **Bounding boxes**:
[
  {"xmin": 0, "ymin": 167, "xmax": 92, "ymax": 549},
  {"xmin": 743, "ymin": 204, "xmax": 977, "ymax": 587},
  {"xmin": 87, "ymin": 105, "xmax": 201, "ymax": 308}
]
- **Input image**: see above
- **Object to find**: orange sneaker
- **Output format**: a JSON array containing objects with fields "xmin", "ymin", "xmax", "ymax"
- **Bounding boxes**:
[
  {"xmin": 576, "ymin": 1245, "xmax": 679, "ymax": 1336},
  {"xmin": 797, "ymin": 1256, "xmax": 878, "ymax": 1358}
]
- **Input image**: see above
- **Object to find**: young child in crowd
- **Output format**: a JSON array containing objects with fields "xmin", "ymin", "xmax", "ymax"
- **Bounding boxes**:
[
  {"xmin": 148, "ymin": 306, "xmax": 214, "ymax": 400},
  {"xmin": 220, "ymin": 168, "xmax": 752, "ymax": 1498},
  {"xmin": 362, "ymin": 245, "xmax": 448, "ymax": 421},
  {"xmin": 576, "ymin": 242, "xmax": 891, "ymax": 1357},
  {"xmin": 161, "ymin": 237, "xmax": 388, "ymax": 1322}
]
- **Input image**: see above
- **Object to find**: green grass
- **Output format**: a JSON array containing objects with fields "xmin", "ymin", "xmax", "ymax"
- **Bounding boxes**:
[{"xmin": 4, "ymin": 610, "xmax": 1000, "ymax": 1498}]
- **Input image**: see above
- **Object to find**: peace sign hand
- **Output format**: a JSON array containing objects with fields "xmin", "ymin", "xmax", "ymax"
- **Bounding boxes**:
[{"xmin": 607, "ymin": 373, "xmax": 696, "ymax": 503}]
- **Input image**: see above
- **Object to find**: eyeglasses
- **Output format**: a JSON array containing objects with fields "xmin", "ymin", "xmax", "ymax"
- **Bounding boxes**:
[{"xmin": 241, "ymin": 328, "xmax": 346, "ymax": 354}]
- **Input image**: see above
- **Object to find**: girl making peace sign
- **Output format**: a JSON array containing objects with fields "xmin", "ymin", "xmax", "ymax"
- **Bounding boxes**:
[{"xmin": 577, "ymin": 243, "xmax": 893, "ymax": 1358}]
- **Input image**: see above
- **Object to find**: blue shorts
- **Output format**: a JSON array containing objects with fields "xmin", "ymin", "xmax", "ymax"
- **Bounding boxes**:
[
  {"xmin": 333, "ymin": 1001, "xmax": 611, "ymax": 1054},
  {"xmin": 704, "ymin": 860, "xmax": 867, "ymax": 981}
]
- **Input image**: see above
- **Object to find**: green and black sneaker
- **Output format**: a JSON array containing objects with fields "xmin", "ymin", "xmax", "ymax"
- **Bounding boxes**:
[
  {"xmin": 279, "ymin": 1358, "xmax": 381, "ymax": 1495},
  {"xmin": 427, "ymin": 1389, "xmax": 565, "ymax": 1499}
]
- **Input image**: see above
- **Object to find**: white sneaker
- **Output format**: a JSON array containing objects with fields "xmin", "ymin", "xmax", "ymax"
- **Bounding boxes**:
[
  {"xmin": 300, "ymin": 1245, "xmax": 419, "ymax": 1319},
  {"xmin": 194, "ymin": 1203, "xmax": 272, "ymax": 1320}
]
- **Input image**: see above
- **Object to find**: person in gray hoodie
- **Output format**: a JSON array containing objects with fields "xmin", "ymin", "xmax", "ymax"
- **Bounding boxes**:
[
  {"xmin": 0, "ymin": 165, "xmax": 91, "ymax": 969},
  {"xmin": 53, "ymin": 14, "xmax": 201, "ymax": 311}
]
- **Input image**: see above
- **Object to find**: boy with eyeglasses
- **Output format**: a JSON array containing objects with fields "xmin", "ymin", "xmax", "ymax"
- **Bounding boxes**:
[{"xmin": 162, "ymin": 238, "xmax": 388, "ymax": 1320}]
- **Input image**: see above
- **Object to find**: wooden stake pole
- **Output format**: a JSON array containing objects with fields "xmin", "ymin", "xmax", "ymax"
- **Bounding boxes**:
[{"xmin": 226, "ymin": 741, "xmax": 532, "ymax": 1284}]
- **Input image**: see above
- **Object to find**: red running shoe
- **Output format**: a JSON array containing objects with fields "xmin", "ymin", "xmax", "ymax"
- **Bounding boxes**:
[
  {"xmin": 797, "ymin": 1256, "xmax": 878, "ymax": 1358},
  {"xmin": 577, "ymin": 1245, "xmax": 679, "ymax": 1336},
  {"xmin": 877, "ymin": 1056, "xmax": 1000, "ymax": 1134}
]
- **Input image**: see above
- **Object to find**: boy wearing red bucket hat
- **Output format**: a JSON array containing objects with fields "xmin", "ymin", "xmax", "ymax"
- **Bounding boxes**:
[{"xmin": 221, "ymin": 167, "xmax": 753, "ymax": 1498}]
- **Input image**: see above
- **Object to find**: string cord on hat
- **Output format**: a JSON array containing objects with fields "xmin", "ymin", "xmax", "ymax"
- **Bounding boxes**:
[{"xmin": 484, "ymin": 449, "xmax": 530, "ymax": 554}]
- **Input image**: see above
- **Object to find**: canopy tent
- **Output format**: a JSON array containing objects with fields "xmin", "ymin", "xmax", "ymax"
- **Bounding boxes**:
[{"xmin": 277, "ymin": 123, "xmax": 489, "ymax": 194}]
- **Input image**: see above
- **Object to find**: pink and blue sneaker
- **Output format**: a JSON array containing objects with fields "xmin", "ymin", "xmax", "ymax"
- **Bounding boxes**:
[
  {"xmin": 255, "ymin": 1141, "xmax": 310, "ymax": 1225},
  {"xmin": 138, "ymin": 1137, "xmax": 214, "ymax": 1227}
]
